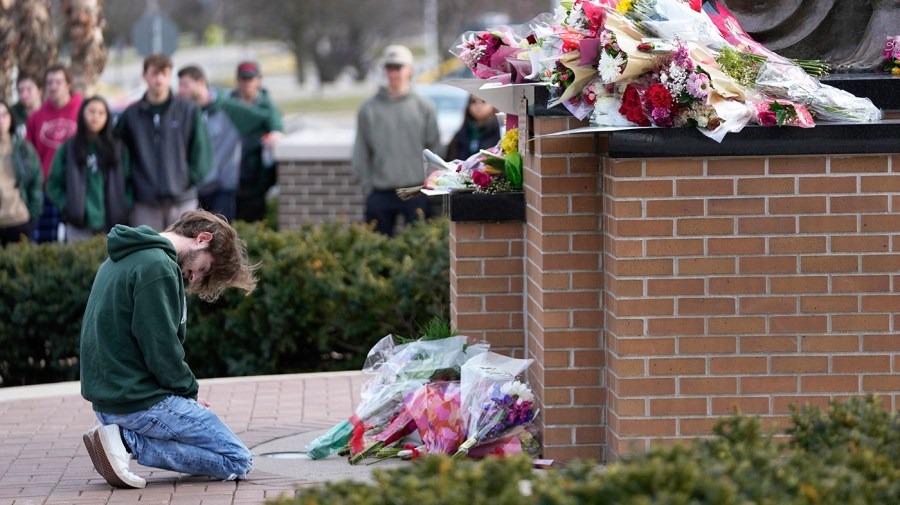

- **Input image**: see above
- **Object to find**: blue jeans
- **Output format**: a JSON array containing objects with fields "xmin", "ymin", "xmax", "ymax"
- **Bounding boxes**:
[{"xmin": 96, "ymin": 395, "xmax": 252, "ymax": 481}]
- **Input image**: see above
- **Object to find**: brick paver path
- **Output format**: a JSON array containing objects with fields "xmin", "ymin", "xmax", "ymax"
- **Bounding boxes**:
[{"xmin": 0, "ymin": 372, "xmax": 364, "ymax": 504}]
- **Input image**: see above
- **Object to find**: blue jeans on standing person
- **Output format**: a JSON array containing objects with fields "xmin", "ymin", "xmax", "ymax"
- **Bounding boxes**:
[
  {"xmin": 365, "ymin": 190, "xmax": 428, "ymax": 236},
  {"xmin": 95, "ymin": 395, "xmax": 252, "ymax": 481}
]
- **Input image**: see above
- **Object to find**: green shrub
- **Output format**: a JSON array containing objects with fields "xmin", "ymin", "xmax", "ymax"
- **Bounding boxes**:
[
  {"xmin": 270, "ymin": 396, "xmax": 900, "ymax": 505},
  {"xmin": 0, "ymin": 219, "xmax": 450, "ymax": 386}
]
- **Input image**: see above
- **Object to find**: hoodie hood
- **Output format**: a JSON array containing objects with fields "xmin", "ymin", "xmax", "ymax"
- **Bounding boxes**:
[{"xmin": 106, "ymin": 224, "xmax": 176, "ymax": 263}]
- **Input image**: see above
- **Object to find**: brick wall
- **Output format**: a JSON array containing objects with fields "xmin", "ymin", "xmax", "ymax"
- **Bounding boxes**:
[
  {"xmin": 604, "ymin": 152, "xmax": 900, "ymax": 460},
  {"xmin": 276, "ymin": 158, "xmax": 365, "ymax": 230},
  {"xmin": 448, "ymin": 110, "xmax": 900, "ymax": 463},
  {"xmin": 450, "ymin": 221, "xmax": 526, "ymax": 357}
]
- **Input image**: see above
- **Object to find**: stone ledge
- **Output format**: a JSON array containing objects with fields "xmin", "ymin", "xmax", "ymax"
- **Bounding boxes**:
[
  {"xmin": 605, "ymin": 120, "xmax": 900, "ymax": 158},
  {"xmin": 448, "ymin": 191, "xmax": 526, "ymax": 222}
]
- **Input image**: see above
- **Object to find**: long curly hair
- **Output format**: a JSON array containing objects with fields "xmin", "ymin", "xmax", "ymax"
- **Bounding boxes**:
[{"xmin": 165, "ymin": 210, "xmax": 259, "ymax": 302}]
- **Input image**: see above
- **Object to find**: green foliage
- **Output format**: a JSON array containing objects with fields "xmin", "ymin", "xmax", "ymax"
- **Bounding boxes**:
[
  {"xmin": 0, "ymin": 219, "xmax": 450, "ymax": 386},
  {"xmin": 0, "ymin": 237, "xmax": 107, "ymax": 386},
  {"xmin": 270, "ymin": 397, "xmax": 900, "ymax": 505}
]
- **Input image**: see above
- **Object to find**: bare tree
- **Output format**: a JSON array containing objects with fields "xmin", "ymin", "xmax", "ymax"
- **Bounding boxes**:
[
  {"xmin": 0, "ymin": 0, "xmax": 15, "ymax": 101},
  {"xmin": 14, "ymin": 0, "xmax": 58, "ymax": 87},
  {"xmin": 62, "ymin": 0, "xmax": 107, "ymax": 95}
]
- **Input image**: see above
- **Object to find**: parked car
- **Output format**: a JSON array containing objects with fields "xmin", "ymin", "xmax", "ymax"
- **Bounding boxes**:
[{"xmin": 417, "ymin": 82, "xmax": 470, "ymax": 149}]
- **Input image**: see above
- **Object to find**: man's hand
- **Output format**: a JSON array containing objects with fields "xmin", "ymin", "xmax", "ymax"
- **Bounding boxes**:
[{"xmin": 198, "ymin": 398, "xmax": 211, "ymax": 408}]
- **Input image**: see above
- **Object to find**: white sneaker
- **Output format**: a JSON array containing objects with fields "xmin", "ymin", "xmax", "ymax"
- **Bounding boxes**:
[
  {"xmin": 83, "ymin": 426, "xmax": 102, "ymax": 474},
  {"xmin": 92, "ymin": 424, "xmax": 147, "ymax": 489}
]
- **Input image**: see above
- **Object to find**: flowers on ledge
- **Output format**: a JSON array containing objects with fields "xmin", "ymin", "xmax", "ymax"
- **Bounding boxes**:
[
  {"xmin": 422, "ymin": 128, "xmax": 523, "ymax": 196},
  {"xmin": 883, "ymin": 36, "xmax": 900, "ymax": 75},
  {"xmin": 449, "ymin": 0, "xmax": 882, "ymax": 144}
]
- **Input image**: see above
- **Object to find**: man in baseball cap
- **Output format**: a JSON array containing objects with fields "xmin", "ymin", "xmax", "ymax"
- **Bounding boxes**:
[
  {"xmin": 352, "ymin": 44, "xmax": 441, "ymax": 236},
  {"xmin": 230, "ymin": 60, "xmax": 283, "ymax": 222},
  {"xmin": 382, "ymin": 45, "xmax": 414, "ymax": 67}
]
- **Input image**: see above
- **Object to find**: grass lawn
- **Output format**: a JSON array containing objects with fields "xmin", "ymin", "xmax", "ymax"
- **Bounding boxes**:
[{"xmin": 276, "ymin": 94, "xmax": 369, "ymax": 115}]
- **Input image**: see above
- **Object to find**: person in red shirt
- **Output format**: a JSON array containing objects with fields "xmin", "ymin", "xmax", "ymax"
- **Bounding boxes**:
[{"xmin": 26, "ymin": 64, "xmax": 83, "ymax": 243}]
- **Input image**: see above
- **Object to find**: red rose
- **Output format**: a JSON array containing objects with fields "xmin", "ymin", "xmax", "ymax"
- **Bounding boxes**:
[
  {"xmin": 472, "ymin": 170, "xmax": 493, "ymax": 189},
  {"xmin": 645, "ymin": 84, "xmax": 673, "ymax": 110},
  {"xmin": 637, "ymin": 42, "xmax": 654, "ymax": 51},
  {"xmin": 618, "ymin": 83, "xmax": 650, "ymax": 127},
  {"xmin": 757, "ymin": 110, "xmax": 777, "ymax": 126}
]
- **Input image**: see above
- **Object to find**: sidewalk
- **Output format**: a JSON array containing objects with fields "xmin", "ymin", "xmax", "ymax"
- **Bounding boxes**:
[{"xmin": 0, "ymin": 371, "xmax": 406, "ymax": 505}]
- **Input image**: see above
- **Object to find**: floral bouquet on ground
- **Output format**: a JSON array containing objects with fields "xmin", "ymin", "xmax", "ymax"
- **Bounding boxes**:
[
  {"xmin": 347, "ymin": 399, "xmax": 417, "ymax": 464},
  {"xmin": 306, "ymin": 334, "xmax": 485, "ymax": 460},
  {"xmin": 405, "ymin": 381, "xmax": 467, "ymax": 455},
  {"xmin": 453, "ymin": 352, "xmax": 538, "ymax": 459},
  {"xmin": 749, "ymin": 99, "xmax": 814, "ymax": 128}
]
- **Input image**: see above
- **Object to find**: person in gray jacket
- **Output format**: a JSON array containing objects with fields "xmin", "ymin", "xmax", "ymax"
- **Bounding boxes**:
[
  {"xmin": 352, "ymin": 44, "xmax": 441, "ymax": 236},
  {"xmin": 177, "ymin": 65, "xmax": 278, "ymax": 222}
]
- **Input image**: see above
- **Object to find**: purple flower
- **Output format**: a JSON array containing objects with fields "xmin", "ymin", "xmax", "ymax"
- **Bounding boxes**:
[
  {"xmin": 651, "ymin": 107, "xmax": 674, "ymax": 127},
  {"xmin": 673, "ymin": 43, "xmax": 694, "ymax": 71},
  {"xmin": 686, "ymin": 72, "xmax": 710, "ymax": 100}
]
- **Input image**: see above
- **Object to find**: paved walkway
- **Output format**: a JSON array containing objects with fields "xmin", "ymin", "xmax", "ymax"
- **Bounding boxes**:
[{"xmin": 0, "ymin": 371, "xmax": 389, "ymax": 505}]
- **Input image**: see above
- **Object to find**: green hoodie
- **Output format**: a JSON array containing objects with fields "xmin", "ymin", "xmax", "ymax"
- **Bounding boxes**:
[{"xmin": 80, "ymin": 224, "xmax": 199, "ymax": 414}]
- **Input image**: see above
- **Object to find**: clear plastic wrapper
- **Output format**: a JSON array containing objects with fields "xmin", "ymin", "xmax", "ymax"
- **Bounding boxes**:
[
  {"xmin": 453, "ymin": 352, "xmax": 537, "ymax": 458},
  {"xmin": 754, "ymin": 61, "xmax": 882, "ymax": 123}
]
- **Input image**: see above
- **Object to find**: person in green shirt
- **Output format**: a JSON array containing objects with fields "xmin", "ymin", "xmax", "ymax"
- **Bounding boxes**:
[
  {"xmin": 230, "ymin": 61, "xmax": 283, "ymax": 222},
  {"xmin": 47, "ymin": 96, "xmax": 131, "ymax": 242}
]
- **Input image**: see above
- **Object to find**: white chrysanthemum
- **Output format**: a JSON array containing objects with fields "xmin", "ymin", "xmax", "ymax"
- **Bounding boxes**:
[
  {"xmin": 500, "ymin": 380, "xmax": 535, "ymax": 404},
  {"xmin": 597, "ymin": 51, "xmax": 625, "ymax": 83}
]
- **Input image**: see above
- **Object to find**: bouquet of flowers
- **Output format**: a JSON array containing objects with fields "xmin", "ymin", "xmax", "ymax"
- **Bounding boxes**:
[
  {"xmin": 883, "ymin": 36, "xmax": 900, "ymax": 75},
  {"xmin": 453, "ymin": 352, "xmax": 538, "ymax": 458},
  {"xmin": 749, "ymin": 99, "xmax": 814, "ymax": 128},
  {"xmin": 306, "ymin": 334, "xmax": 485, "ymax": 460},
  {"xmin": 419, "ymin": 128, "xmax": 523, "ymax": 196},
  {"xmin": 347, "ymin": 398, "xmax": 417, "ymax": 464},
  {"xmin": 451, "ymin": 0, "xmax": 882, "ymax": 142},
  {"xmin": 405, "ymin": 381, "xmax": 467, "ymax": 455}
]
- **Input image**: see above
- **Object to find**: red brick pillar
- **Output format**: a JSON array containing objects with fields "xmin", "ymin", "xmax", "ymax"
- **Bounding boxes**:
[
  {"xmin": 524, "ymin": 117, "xmax": 605, "ymax": 460},
  {"xmin": 450, "ymin": 221, "xmax": 526, "ymax": 356}
]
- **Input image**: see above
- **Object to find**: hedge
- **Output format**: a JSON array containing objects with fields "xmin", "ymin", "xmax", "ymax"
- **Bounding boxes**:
[
  {"xmin": 270, "ymin": 396, "xmax": 900, "ymax": 505},
  {"xmin": 0, "ymin": 218, "xmax": 450, "ymax": 386}
]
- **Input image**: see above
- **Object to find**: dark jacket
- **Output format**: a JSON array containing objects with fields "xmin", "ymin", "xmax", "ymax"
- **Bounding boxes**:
[
  {"xmin": 9, "ymin": 136, "xmax": 43, "ymax": 222},
  {"xmin": 447, "ymin": 119, "xmax": 502, "ymax": 161},
  {"xmin": 47, "ymin": 138, "xmax": 131, "ymax": 231},
  {"xmin": 229, "ymin": 88, "xmax": 281, "ymax": 198},
  {"xmin": 116, "ymin": 93, "xmax": 211, "ymax": 205},
  {"xmin": 80, "ymin": 224, "xmax": 199, "ymax": 414}
]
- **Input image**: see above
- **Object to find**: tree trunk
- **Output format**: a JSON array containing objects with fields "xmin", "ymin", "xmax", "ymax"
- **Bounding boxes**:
[
  {"xmin": 14, "ymin": 0, "xmax": 58, "ymax": 87},
  {"xmin": 0, "ymin": 0, "xmax": 16, "ymax": 102},
  {"xmin": 62, "ymin": 0, "xmax": 107, "ymax": 96}
]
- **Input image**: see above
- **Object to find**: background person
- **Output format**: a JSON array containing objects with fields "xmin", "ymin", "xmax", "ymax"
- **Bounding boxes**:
[
  {"xmin": 26, "ymin": 64, "xmax": 83, "ymax": 243},
  {"xmin": 0, "ymin": 101, "xmax": 42, "ymax": 246},
  {"xmin": 11, "ymin": 75, "xmax": 43, "ymax": 139},
  {"xmin": 178, "ymin": 65, "xmax": 278, "ymax": 222},
  {"xmin": 80, "ymin": 210, "xmax": 258, "ymax": 489},
  {"xmin": 47, "ymin": 96, "xmax": 131, "ymax": 243},
  {"xmin": 230, "ymin": 61, "xmax": 283, "ymax": 223},
  {"xmin": 352, "ymin": 44, "xmax": 441, "ymax": 236},
  {"xmin": 116, "ymin": 54, "xmax": 212, "ymax": 230},
  {"xmin": 446, "ymin": 95, "xmax": 501, "ymax": 161}
]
